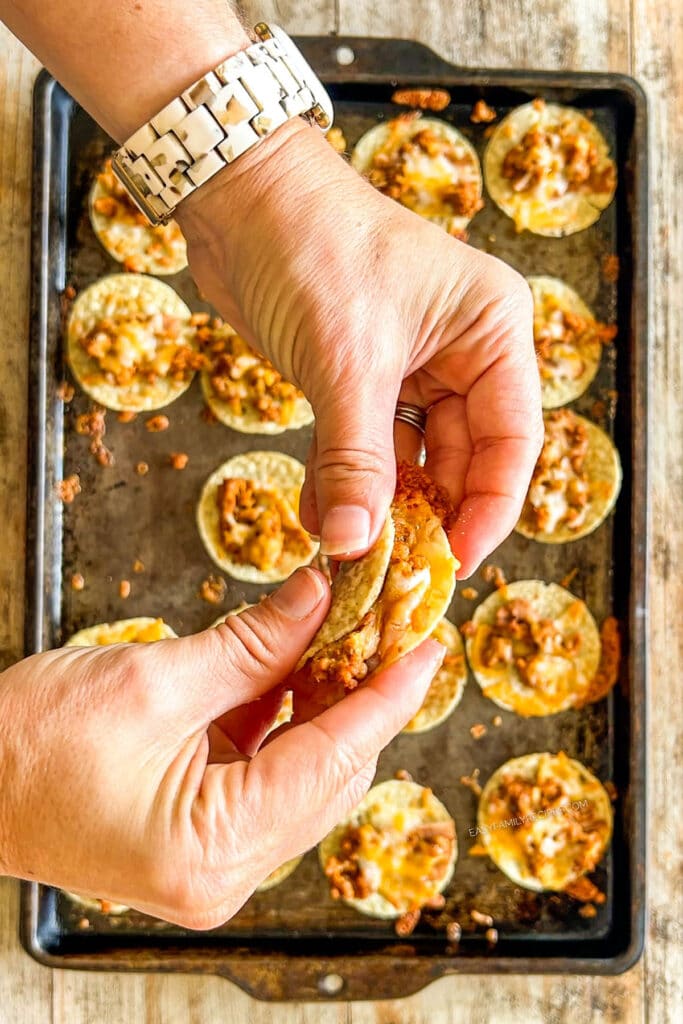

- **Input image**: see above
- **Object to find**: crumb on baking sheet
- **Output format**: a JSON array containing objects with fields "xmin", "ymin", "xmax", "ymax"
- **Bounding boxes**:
[
  {"xmin": 199, "ymin": 574, "xmax": 227, "ymax": 604},
  {"xmin": 119, "ymin": 579, "xmax": 131, "ymax": 599},
  {"xmin": 532, "ymin": 97, "xmax": 546, "ymax": 112},
  {"xmin": 560, "ymin": 567, "xmax": 579, "ymax": 588},
  {"xmin": 579, "ymin": 903, "xmax": 598, "ymax": 919},
  {"xmin": 169, "ymin": 452, "xmax": 189, "ymax": 470},
  {"xmin": 470, "ymin": 99, "xmax": 496, "ymax": 123},
  {"xmin": 56, "ymin": 474, "xmax": 81, "ymax": 503},
  {"xmin": 117, "ymin": 410, "xmax": 137, "ymax": 423},
  {"xmin": 395, "ymin": 909, "xmax": 421, "ymax": 937},
  {"xmin": 391, "ymin": 87, "xmax": 451, "ymax": 111},
  {"xmin": 76, "ymin": 917, "xmax": 90, "ymax": 930},
  {"xmin": 133, "ymin": 558, "xmax": 145, "ymax": 574},
  {"xmin": 468, "ymin": 843, "xmax": 488, "ymax": 856},
  {"xmin": 57, "ymin": 380, "xmax": 75, "ymax": 403},
  {"xmin": 575, "ymin": 616, "xmax": 621, "ymax": 707},
  {"xmin": 395, "ymin": 768, "xmax": 414, "ymax": 782},
  {"xmin": 446, "ymin": 921, "xmax": 462, "ymax": 943},
  {"xmin": 460, "ymin": 619, "xmax": 476, "ymax": 637},
  {"xmin": 70, "ymin": 572, "xmax": 85, "ymax": 591},
  {"xmin": 564, "ymin": 876, "xmax": 606, "ymax": 905},
  {"xmin": 459, "ymin": 769, "xmax": 482, "ymax": 797},
  {"xmin": 145, "ymin": 414, "xmax": 170, "ymax": 432},
  {"xmin": 492, "ymin": 715, "xmax": 503, "ymax": 727},
  {"xmin": 604, "ymin": 780, "xmax": 618, "ymax": 802},
  {"xmin": 485, "ymin": 927, "xmax": 499, "ymax": 945},
  {"xmin": 471, "ymin": 909, "xmax": 494, "ymax": 928},
  {"xmin": 135, "ymin": 461, "xmax": 149, "ymax": 476},
  {"xmin": 602, "ymin": 253, "xmax": 620, "ymax": 282},
  {"xmin": 470, "ymin": 723, "xmax": 487, "ymax": 740},
  {"xmin": 201, "ymin": 405, "xmax": 218, "ymax": 424},
  {"xmin": 591, "ymin": 399, "xmax": 607, "ymax": 421},
  {"xmin": 482, "ymin": 564, "xmax": 507, "ymax": 589},
  {"xmin": 461, "ymin": 586, "xmax": 479, "ymax": 600}
]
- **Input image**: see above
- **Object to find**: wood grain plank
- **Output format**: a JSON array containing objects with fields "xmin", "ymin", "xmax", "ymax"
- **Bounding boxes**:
[
  {"xmin": 631, "ymin": 1, "xmax": 683, "ymax": 1022},
  {"xmin": 0, "ymin": 880, "xmax": 52, "ymax": 1024}
]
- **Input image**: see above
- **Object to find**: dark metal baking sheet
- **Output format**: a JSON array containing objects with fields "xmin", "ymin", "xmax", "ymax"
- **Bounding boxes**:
[{"xmin": 21, "ymin": 36, "xmax": 647, "ymax": 999}]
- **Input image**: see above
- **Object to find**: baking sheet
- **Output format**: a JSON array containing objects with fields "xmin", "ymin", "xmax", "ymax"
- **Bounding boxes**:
[{"xmin": 21, "ymin": 36, "xmax": 647, "ymax": 998}]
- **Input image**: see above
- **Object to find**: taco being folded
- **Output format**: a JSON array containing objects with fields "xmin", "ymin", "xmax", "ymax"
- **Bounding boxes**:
[{"xmin": 292, "ymin": 463, "xmax": 459, "ymax": 718}]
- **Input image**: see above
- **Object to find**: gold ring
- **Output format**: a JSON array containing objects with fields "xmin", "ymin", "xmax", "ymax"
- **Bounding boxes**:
[{"xmin": 395, "ymin": 401, "xmax": 427, "ymax": 435}]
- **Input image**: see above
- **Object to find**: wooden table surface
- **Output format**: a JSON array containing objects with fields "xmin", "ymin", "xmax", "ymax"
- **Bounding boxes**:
[{"xmin": 1, "ymin": 0, "xmax": 681, "ymax": 1021}]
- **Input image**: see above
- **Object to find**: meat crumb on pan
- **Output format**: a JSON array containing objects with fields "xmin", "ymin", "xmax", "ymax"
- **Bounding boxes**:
[
  {"xmin": 470, "ymin": 723, "xmax": 487, "ymax": 740},
  {"xmin": 391, "ymin": 87, "xmax": 451, "ymax": 111},
  {"xmin": 604, "ymin": 780, "xmax": 618, "ymax": 802},
  {"xmin": 133, "ymin": 558, "xmax": 145, "ymax": 574},
  {"xmin": 199, "ymin": 574, "xmax": 227, "ymax": 604},
  {"xmin": 201, "ymin": 405, "xmax": 218, "ymax": 424},
  {"xmin": 460, "ymin": 586, "xmax": 479, "ymax": 600},
  {"xmin": 459, "ymin": 770, "xmax": 482, "ymax": 797},
  {"xmin": 56, "ymin": 474, "xmax": 81, "ymax": 503},
  {"xmin": 446, "ymin": 921, "xmax": 462, "ymax": 943},
  {"xmin": 482, "ymin": 564, "xmax": 507, "ymax": 588},
  {"xmin": 395, "ymin": 768, "xmax": 414, "ymax": 782},
  {"xmin": 119, "ymin": 579, "xmax": 131, "ymax": 599},
  {"xmin": 485, "ymin": 927, "xmax": 499, "ymax": 945},
  {"xmin": 57, "ymin": 380, "xmax": 75, "ymax": 403},
  {"xmin": 145, "ymin": 414, "xmax": 170, "ymax": 432},
  {"xmin": 135, "ymin": 461, "xmax": 149, "ymax": 476},
  {"xmin": 470, "ymin": 99, "xmax": 497, "ymax": 123},
  {"xmin": 117, "ymin": 410, "xmax": 137, "ymax": 423},
  {"xmin": 560, "ymin": 567, "xmax": 579, "ymax": 588},
  {"xmin": 460, "ymin": 619, "xmax": 476, "ymax": 637},
  {"xmin": 492, "ymin": 715, "xmax": 503, "ymax": 728},
  {"xmin": 169, "ymin": 452, "xmax": 189, "ymax": 470},
  {"xmin": 602, "ymin": 253, "xmax": 620, "ymax": 282},
  {"xmin": 564, "ymin": 876, "xmax": 606, "ymax": 904},
  {"xmin": 395, "ymin": 909, "xmax": 421, "ymax": 937},
  {"xmin": 76, "ymin": 917, "xmax": 90, "ymax": 930},
  {"xmin": 70, "ymin": 572, "xmax": 85, "ymax": 591},
  {"xmin": 471, "ymin": 909, "xmax": 494, "ymax": 927}
]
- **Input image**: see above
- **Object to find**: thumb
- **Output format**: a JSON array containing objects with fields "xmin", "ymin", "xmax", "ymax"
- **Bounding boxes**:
[
  {"xmin": 311, "ymin": 381, "xmax": 399, "ymax": 559},
  {"xmin": 159, "ymin": 567, "xmax": 330, "ymax": 728}
]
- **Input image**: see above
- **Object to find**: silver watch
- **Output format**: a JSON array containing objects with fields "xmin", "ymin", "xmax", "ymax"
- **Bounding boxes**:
[{"xmin": 111, "ymin": 23, "xmax": 333, "ymax": 226}]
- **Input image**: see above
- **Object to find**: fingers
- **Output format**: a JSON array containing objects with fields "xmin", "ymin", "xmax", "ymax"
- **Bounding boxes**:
[
  {"xmin": 235, "ymin": 638, "xmax": 445, "ymax": 858},
  {"xmin": 311, "ymin": 380, "xmax": 399, "ymax": 560},
  {"xmin": 158, "ymin": 567, "xmax": 330, "ymax": 728}
]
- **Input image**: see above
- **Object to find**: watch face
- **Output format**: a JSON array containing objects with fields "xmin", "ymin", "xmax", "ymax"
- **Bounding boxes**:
[{"xmin": 271, "ymin": 24, "xmax": 334, "ymax": 129}]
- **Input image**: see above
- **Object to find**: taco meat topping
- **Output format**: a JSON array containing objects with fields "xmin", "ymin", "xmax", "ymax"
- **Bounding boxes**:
[
  {"xmin": 501, "ymin": 118, "xmax": 616, "ymax": 197},
  {"xmin": 324, "ymin": 816, "xmax": 455, "ymax": 916},
  {"xmin": 483, "ymin": 752, "xmax": 609, "ymax": 887},
  {"xmin": 195, "ymin": 317, "xmax": 305, "ymax": 425},
  {"xmin": 216, "ymin": 477, "xmax": 313, "ymax": 572},
  {"xmin": 76, "ymin": 301, "xmax": 200, "ymax": 388},
  {"xmin": 534, "ymin": 295, "xmax": 616, "ymax": 383},
  {"xmin": 366, "ymin": 116, "xmax": 483, "ymax": 223},
  {"xmin": 93, "ymin": 158, "xmax": 186, "ymax": 271},
  {"xmin": 522, "ymin": 410, "xmax": 593, "ymax": 534},
  {"xmin": 479, "ymin": 597, "xmax": 582, "ymax": 689}
]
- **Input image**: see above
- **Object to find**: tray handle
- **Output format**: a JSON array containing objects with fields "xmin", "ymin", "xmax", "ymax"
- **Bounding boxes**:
[{"xmin": 296, "ymin": 34, "xmax": 456, "ymax": 82}]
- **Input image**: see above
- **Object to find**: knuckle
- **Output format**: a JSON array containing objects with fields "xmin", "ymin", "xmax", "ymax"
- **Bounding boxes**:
[
  {"xmin": 218, "ymin": 612, "xmax": 279, "ymax": 674},
  {"xmin": 315, "ymin": 446, "xmax": 391, "ymax": 485}
]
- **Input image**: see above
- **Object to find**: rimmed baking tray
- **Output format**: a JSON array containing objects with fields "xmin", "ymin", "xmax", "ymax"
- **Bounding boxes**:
[{"xmin": 21, "ymin": 36, "xmax": 647, "ymax": 999}]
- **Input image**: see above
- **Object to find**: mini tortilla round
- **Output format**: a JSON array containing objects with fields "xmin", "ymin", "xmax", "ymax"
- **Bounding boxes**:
[
  {"xmin": 62, "ymin": 892, "xmax": 129, "ymax": 915},
  {"xmin": 67, "ymin": 274, "xmax": 194, "ymax": 412},
  {"xmin": 196, "ymin": 451, "xmax": 317, "ymax": 584},
  {"xmin": 528, "ymin": 276, "xmax": 603, "ymax": 408},
  {"xmin": 65, "ymin": 617, "xmax": 177, "ymax": 646},
  {"xmin": 484, "ymin": 102, "xmax": 616, "ymax": 236},
  {"xmin": 477, "ymin": 752, "xmax": 613, "ymax": 891},
  {"xmin": 255, "ymin": 854, "xmax": 304, "ymax": 893},
  {"xmin": 465, "ymin": 581, "xmax": 600, "ymax": 716},
  {"xmin": 403, "ymin": 617, "xmax": 467, "ymax": 733},
  {"xmin": 319, "ymin": 779, "xmax": 457, "ymax": 919},
  {"xmin": 516, "ymin": 412, "xmax": 622, "ymax": 543},
  {"xmin": 352, "ymin": 116, "xmax": 483, "ymax": 234},
  {"xmin": 198, "ymin": 326, "xmax": 314, "ymax": 434},
  {"xmin": 89, "ymin": 166, "xmax": 187, "ymax": 276}
]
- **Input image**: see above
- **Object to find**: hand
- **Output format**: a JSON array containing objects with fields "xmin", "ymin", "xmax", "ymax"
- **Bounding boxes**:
[
  {"xmin": 180, "ymin": 121, "xmax": 543, "ymax": 576},
  {"xmin": 0, "ymin": 568, "xmax": 443, "ymax": 928}
]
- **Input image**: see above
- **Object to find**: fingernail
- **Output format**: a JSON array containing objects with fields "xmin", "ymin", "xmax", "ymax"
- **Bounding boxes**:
[
  {"xmin": 320, "ymin": 505, "xmax": 371, "ymax": 556},
  {"xmin": 270, "ymin": 568, "xmax": 326, "ymax": 620}
]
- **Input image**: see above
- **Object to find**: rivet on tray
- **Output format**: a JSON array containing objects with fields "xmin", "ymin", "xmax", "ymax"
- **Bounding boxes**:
[
  {"xmin": 335, "ymin": 46, "xmax": 355, "ymax": 66},
  {"xmin": 318, "ymin": 972, "xmax": 345, "ymax": 995}
]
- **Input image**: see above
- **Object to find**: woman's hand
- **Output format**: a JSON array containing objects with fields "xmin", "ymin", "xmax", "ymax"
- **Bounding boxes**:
[
  {"xmin": 180, "ymin": 121, "xmax": 543, "ymax": 576},
  {"xmin": 0, "ymin": 568, "xmax": 443, "ymax": 928}
]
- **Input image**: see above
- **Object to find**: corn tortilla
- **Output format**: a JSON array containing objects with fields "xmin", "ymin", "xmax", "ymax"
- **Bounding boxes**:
[
  {"xmin": 64, "ymin": 617, "xmax": 177, "ymax": 646},
  {"xmin": 403, "ymin": 617, "xmax": 467, "ymax": 733}
]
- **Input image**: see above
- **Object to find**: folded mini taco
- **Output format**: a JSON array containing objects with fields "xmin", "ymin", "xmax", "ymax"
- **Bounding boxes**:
[
  {"xmin": 352, "ymin": 114, "xmax": 483, "ymax": 235},
  {"xmin": 319, "ymin": 779, "xmax": 457, "ymax": 931},
  {"xmin": 194, "ymin": 315, "xmax": 313, "ymax": 434},
  {"xmin": 477, "ymin": 752, "xmax": 613, "ymax": 892},
  {"xmin": 89, "ymin": 158, "xmax": 187, "ymax": 276},
  {"xmin": 464, "ymin": 580, "xmax": 600, "ymax": 717},
  {"xmin": 67, "ymin": 274, "xmax": 199, "ymax": 412},
  {"xmin": 292, "ymin": 463, "xmax": 459, "ymax": 716},
  {"xmin": 516, "ymin": 409, "xmax": 622, "ymax": 543},
  {"xmin": 528, "ymin": 276, "xmax": 616, "ymax": 409},
  {"xmin": 403, "ymin": 617, "xmax": 467, "ymax": 734},
  {"xmin": 197, "ymin": 451, "xmax": 317, "ymax": 584},
  {"xmin": 64, "ymin": 617, "xmax": 177, "ymax": 646},
  {"xmin": 484, "ymin": 100, "xmax": 617, "ymax": 236}
]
